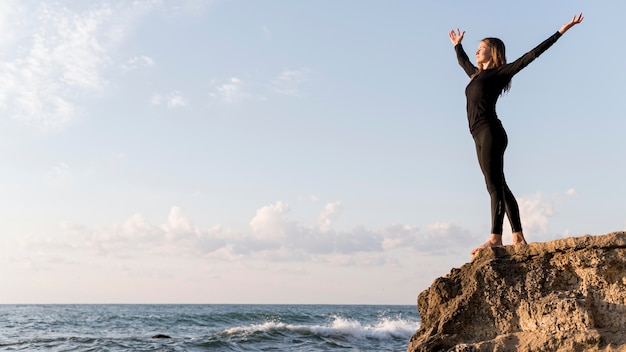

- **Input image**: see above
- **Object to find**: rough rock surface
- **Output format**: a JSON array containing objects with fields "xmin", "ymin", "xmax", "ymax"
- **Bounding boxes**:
[{"xmin": 407, "ymin": 232, "xmax": 626, "ymax": 352}]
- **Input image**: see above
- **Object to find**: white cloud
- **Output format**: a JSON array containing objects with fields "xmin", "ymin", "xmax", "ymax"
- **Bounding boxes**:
[
  {"xmin": 207, "ymin": 70, "xmax": 308, "ymax": 104},
  {"xmin": 123, "ymin": 55, "xmax": 155, "ymax": 70},
  {"xmin": 518, "ymin": 193, "xmax": 553, "ymax": 235},
  {"xmin": 426, "ymin": 222, "xmax": 476, "ymax": 246},
  {"xmin": 328, "ymin": 253, "xmax": 390, "ymax": 267},
  {"xmin": 332, "ymin": 225, "xmax": 382, "ymax": 254},
  {"xmin": 44, "ymin": 162, "xmax": 73, "ymax": 185},
  {"xmin": 155, "ymin": 0, "xmax": 215, "ymax": 17},
  {"xmin": 317, "ymin": 201, "xmax": 342, "ymax": 233},
  {"xmin": 0, "ymin": 3, "xmax": 116, "ymax": 128},
  {"xmin": 380, "ymin": 222, "xmax": 475, "ymax": 255},
  {"xmin": 381, "ymin": 225, "xmax": 424, "ymax": 250},
  {"xmin": 271, "ymin": 69, "xmax": 310, "ymax": 96},
  {"xmin": 209, "ymin": 77, "xmax": 246, "ymax": 103},
  {"xmin": 158, "ymin": 207, "xmax": 227, "ymax": 255},
  {"xmin": 298, "ymin": 194, "xmax": 319, "ymax": 203},
  {"xmin": 150, "ymin": 94, "xmax": 162, "ymax": 105},
  {"xmin": 0, "ymin": 1, "xmax": 213, "ymax": 128},
  {"xmin": 165, "ymin": 93, "xmax": 188, "ymax": 108},
  {"xmin": 162, "ymin": 206, "xmax": 200, "ymax": 237},
  {"xmin": 19, "ymin": 201, "xmax": 483, "ymax": 270},
  {"xmin": 49, "ymin": 206, "xmax": 225, "ymax": 258},
  {"xmin": 122, "ymin": 213, "xmax": 160, "ymax": 240},
  {"xmin": 245, "ymin": 201, "xmax": 380, "ymax": 255},
  {"xmin": 0, "ymin": 1, "xmax": 27, "ymax": 51},
  {"xmin": 151, "ymin": 91, "xmax": 189, "ymax": 108},
  {"xmin": 249, "ymin": 201, "xmax": 292, "ymax": 242},
  {"xmin": 500, "ymin": 192, "xmax": 578, "ymax": 241}
]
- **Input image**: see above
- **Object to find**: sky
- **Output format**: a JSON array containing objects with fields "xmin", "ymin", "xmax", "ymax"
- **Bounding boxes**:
[{"xmin": 0, "ymin": 0, "xmax": 624, "ymax": 305}]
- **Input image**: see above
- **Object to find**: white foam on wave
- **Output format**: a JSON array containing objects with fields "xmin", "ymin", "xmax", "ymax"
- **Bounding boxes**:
[
  {"xmin": 311, "ymin": 315, "xmax": 418, "ymax": 339},
  {"xmin": 222, "ymin": 315, "xmax": 419, "ymax": 340}
]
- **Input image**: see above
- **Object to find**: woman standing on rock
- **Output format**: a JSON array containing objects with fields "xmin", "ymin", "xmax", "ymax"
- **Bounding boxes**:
[{"xmin": 448, "ymin": 13, "xmax": 583, "ymax": 255}]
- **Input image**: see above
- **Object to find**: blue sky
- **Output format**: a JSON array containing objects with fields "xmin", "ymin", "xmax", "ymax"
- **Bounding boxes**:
[{"xmin": 0, "ymin": 0, "xmax": 623, "ymax": 304}]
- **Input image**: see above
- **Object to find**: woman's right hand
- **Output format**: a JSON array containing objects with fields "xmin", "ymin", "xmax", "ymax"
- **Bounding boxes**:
[{"xmin": 449, "ymin": 28, "xmax": 465, "ymax": 46}]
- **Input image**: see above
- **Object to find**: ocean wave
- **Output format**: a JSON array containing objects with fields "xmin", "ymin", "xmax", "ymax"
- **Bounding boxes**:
[
  {"xmin": 221, "ymin": 315, "xmax": 419, "ymax": 341},
  {"xmin": 0, "ymin": 305, "xmax": 418, "ymax": 351}
]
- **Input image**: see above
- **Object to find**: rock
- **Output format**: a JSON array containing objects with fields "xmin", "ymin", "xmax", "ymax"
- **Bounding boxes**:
[
  {"xmin": 406, "ymin": 231, "xmax": 626, "ymax": 352},
  {"xmin": 151, "ymin": 334, "xmax": 171, "ymax": 339}
]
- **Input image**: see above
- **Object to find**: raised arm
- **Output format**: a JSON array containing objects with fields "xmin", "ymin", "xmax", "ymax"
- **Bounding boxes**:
[
  {"xmin": 449, "ymin": 28, "xmax": 478, "ymax": 77},
  {"xmin": 499, "ymin": 13, "xmax": 584, "ymax": 78}
]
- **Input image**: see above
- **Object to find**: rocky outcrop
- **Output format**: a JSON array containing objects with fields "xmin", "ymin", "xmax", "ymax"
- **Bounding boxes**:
[{"xmin": 407, "ymin": 232, "xmax": 626, "ymax": 352}]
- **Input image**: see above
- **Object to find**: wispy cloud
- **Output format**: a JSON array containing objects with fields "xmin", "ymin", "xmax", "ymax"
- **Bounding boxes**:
[
  {"xmin": 271, "ymin": 69, "xmax": 310, "ymax": 97},
  {"xmin": 0, "ymin": 3, "xmax": 116, "ymax": 128},
  {"xmin": 153, "ymin": 0, "xmax": 215, "ymax": 18},
  {"xmin": 151, "ymin": 90, "xmax": 189, "ymax": 108},
  {"xmin": 208, "ymin": 77, "xmax": 254, "ymax": 103},
  {"xmin": 206, "ymin": 69, "xmax": 309, "ymax": 105},
  {"xmin": 0, "ymin": 1, "xmax": 212, "ymax": 129},
  {"xmin": 43, "ymin": 162, "xmax": 73, "ymax": 185},
  {"xmin": 122, "ymin": 55, "xmax": 155, "ymax": 71},
  {"xmin": 0, "ymin": 1, "xmax": 27, "ymax": 51}
]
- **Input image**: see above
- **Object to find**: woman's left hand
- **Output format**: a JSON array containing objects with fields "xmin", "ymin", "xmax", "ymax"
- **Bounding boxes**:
[{"xmin": 559, "ymin": 13, "xmax": 584, "ymax": 34}]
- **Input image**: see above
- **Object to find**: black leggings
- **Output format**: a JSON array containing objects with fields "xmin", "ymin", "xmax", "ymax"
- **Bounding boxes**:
[{"xmin": 472, "ymin": 124, "xmax": 522, "ymax": 235}]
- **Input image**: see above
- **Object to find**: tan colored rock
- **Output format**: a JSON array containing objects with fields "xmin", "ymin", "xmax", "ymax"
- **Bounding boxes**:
[{"xmin": 407, "ymin": 232, "xmax": 626, "ymax": 352}]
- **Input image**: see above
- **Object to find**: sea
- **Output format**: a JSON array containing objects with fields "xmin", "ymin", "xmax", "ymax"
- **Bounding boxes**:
[{"xmin": 0, "ymin": 304, "xmax": 420, "ymax": 351}]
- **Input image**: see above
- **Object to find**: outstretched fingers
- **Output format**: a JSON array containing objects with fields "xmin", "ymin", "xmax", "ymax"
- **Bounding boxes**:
[
  {"xmin": 571, "ymin": 12, "xmax": 584, "ymax": 25},
  {"xmin": 449, "ymin": 28, "xmax": 465, "ymax": 45},
  {"xmin": 559, "ymin": 12, "xmax": 584, "ymax": 34},
  {"xmin": 448, "ymin": 30, "xmax": 456, "ymax": 42}
]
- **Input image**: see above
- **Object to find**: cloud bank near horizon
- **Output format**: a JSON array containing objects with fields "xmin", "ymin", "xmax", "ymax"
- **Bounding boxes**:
[{"xmin": 5, "ymin": 191, "xmax": 577, "ymax": 273}]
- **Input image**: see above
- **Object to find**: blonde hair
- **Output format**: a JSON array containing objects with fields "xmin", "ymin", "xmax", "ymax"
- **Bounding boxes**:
[{"xmin": 479, "ymin": 37, "xmax": 511, "ymax": 93}]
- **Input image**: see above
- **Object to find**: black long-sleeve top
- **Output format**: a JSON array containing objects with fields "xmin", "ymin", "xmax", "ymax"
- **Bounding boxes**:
[{"xmin": 454, "ymin": 31, "xmax": 562, "ymax": 135}]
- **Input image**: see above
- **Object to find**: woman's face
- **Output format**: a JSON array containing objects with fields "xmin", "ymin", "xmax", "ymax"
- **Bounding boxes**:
[{"xmin": 475, "ymin": 41, "xmax": 492, "ymax": 66}]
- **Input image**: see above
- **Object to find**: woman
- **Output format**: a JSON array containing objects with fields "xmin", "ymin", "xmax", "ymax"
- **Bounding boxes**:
[{"xmin": 448, "ymin": 13, "xmax": 584, "ymax": 255}]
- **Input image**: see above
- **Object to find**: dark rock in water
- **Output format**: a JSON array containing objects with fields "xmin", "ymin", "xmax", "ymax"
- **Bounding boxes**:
[
  {"xmin": 406, "ymin": 231, "xmax": 626, "ymax": 352},
  {"xmin": 151, "ymin": 334, "xmax": 171, "ymax": 339}
]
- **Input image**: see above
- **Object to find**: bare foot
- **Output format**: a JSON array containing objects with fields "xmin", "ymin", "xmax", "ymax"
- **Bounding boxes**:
[
  {"xmin": 471, "ymin": 234, "xmax": 503, "ymax": 255},
  {"xmin": 512, "ymin": 231, "xmax": 527, "ymax": 245}
]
